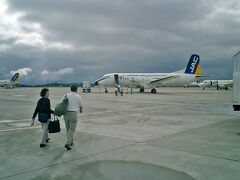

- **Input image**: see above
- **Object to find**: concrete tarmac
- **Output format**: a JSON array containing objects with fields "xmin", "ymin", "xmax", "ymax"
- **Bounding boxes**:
[{"xmin": 0, "ymin": 87, "xmax": 240, "ymax": 180}]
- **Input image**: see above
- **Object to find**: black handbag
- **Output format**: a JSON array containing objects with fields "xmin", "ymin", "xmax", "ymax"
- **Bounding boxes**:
[{"xmin": 48, "ymin": 116, "xmax": 61, "ymax": 133}]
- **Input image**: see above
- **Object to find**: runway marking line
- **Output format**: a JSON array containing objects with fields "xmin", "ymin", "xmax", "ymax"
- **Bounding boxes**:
[
  {"xmin": 0, "ymin": 105, "xmax": 164, "ymax": 124},
  {"xmin": 0, "ymin": 125, "xmax": 41, "ymax": 132},
  {"xmin": 0, "ymin": 105, "xmax": 204, "ymax": 132}
]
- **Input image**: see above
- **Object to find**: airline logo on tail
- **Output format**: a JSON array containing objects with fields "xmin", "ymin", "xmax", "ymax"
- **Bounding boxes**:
[
  {"xmin": 185, "ymin": 54, "xmax": 202, "ymax": 76},
  {"xmin": 11, "ymin": 73, "xmax": 19, "ymax": 82}
]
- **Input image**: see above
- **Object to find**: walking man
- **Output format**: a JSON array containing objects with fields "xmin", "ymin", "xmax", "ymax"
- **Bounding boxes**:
[{"xmin": 63, "ymin": 84, "xmax": 82, "ymax": 150}]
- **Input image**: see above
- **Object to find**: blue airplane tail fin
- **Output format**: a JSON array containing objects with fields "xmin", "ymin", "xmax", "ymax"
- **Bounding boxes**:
[{"xmin": 184, "ymin": 54, "xmax": 202, "ymax": 76}]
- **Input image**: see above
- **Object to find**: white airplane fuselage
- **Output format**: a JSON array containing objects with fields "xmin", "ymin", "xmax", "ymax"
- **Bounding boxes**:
[
  {"xmin": 0, "ymin": 80, "xmax": 15, "ymax": 88},
  {"xmin": 97, "ymin": 73, "xmax": 198, "ymax": 88},
  {"xmin": 0, "ymin": 73, "xmax": 20, "ymax": 89},
  {"xmin": 199, "ymin": 80, "xmax": 233, "ymax": 90},
  {"xmin": 95, "ymin": 54, "xmax": 202, "ymax": 93}
]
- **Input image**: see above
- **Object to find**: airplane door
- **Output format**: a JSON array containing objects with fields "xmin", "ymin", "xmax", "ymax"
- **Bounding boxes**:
[{"xmin": 114, "ymin": 74, "xmax": 120, "ymax": 87}]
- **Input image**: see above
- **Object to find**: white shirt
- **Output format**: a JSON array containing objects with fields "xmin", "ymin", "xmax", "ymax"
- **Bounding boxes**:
[{"xmin": 64, "ymin": 92, "xmax": 82, "ymax": 112}]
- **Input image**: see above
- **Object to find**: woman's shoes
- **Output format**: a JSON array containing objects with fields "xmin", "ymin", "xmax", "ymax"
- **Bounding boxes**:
[
  {"xmin": 65, "ymin": 144, "xmax": 72, "ymax": 150},
  {"xmin": 40, "ymin": 138, "xmax": 49, "ymax": 148},
  {"xmin": 40, "ymin": 144, "xmax": 46, "ymax": 148},
  {"xmin": 46, "ymin": 138, "xmax": 50, "ymax": 143}
]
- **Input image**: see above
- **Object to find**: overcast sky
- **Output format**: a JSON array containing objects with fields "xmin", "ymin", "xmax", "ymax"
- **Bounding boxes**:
[{"xmin": 0, "ymin": 0, "xmax": 239, "ymax": 84}]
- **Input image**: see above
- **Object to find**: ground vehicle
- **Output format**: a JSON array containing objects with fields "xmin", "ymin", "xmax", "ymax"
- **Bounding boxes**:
[{"xmin": 82, "ymin": 81, "xmax": 91, "ymax": 93}]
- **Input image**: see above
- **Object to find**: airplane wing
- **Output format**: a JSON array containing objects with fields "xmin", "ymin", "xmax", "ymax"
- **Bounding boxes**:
[{"xmin": 148, "ymin": 75, "xmax": 179, "ymax": 84}]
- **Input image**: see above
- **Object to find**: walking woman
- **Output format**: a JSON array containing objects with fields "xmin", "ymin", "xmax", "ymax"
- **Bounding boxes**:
[{"xmin": 32, "ymin": 88, "xmax": 54, "ymax": 148}]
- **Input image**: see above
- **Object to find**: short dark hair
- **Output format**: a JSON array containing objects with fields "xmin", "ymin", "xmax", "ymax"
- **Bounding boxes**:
[
  {"xmin": 71, "ymin": 84, "xmax": 78, "ymax": 92},
  {"xmin": 40, "ymin": 88, "xmax": 49, "ymax": 97}
]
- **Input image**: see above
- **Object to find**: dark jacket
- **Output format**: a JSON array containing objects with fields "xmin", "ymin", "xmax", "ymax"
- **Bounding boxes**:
[{"xmin": 32, "ymin": 97, "xmax": 54, "ymax": 119}]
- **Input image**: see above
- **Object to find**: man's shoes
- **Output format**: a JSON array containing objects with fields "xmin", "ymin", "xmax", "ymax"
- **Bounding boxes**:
[
  {"xmin": 65, "ymin": 144, "xmax": 72, "ymax": 150},
  {"xmin": 71, "ymin": 142, "xmax": 74, "ymax": 146},
  {"xmin": 46, "ymin": 138, "xmax": 50, "ymax": 143},
  {"xmin": 40, "ymin": 144, "xmax": 46, "ymax": 148}
]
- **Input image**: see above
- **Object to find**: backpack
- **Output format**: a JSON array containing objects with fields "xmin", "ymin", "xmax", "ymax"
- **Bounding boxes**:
[{"xmin": 54, "ymin": 95, "xmax": 68, "ymax": 117}]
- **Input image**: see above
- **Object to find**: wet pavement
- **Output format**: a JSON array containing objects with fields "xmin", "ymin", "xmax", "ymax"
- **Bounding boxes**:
[{"xmin": 0, "ymin": 87, "xmax": 239, "ymax": 179}]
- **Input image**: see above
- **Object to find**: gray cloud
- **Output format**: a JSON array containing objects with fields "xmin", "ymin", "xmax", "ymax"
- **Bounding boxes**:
[
  {"xmin": 0, "ymin": 0, "xmax": 239, "ymax": 84},
  {"xmin": 41, "ymin": 67, "xmax": 74, "ymax": 81}
]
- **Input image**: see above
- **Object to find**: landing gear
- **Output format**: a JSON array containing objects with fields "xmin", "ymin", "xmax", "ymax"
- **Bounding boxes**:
[
  {"xmin": 105, "ymin": 88, "xmax": 108, "ymax": 93},
  {"xmin": 140, "ymin": 87, "xmax": 144, "ymax": 93},
  {"xmin": 151, "ymin": 88, "xmax": 157, "ymax": 94}
]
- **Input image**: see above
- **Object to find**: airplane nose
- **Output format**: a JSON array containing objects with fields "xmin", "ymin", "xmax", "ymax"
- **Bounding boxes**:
[{"xmin": 94, "ymin": 77, "xmax": 105, "ymax": 86}]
